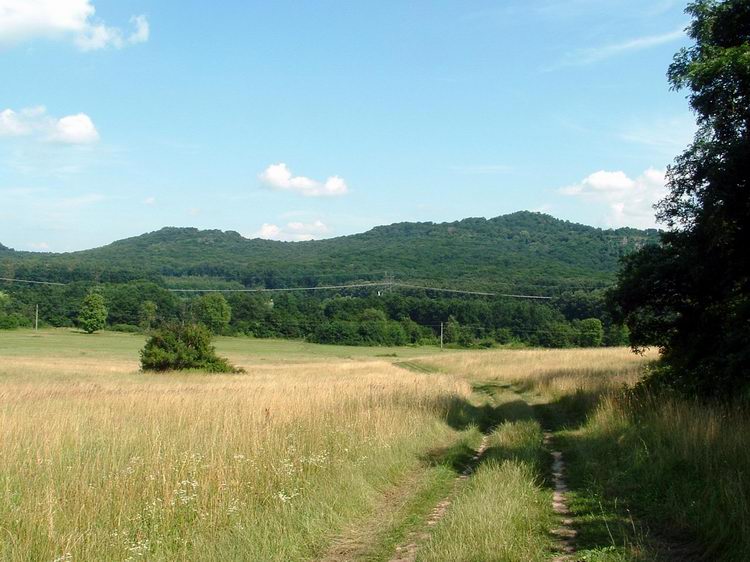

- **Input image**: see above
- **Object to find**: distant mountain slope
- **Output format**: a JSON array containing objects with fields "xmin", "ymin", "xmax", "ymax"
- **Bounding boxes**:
[{"xmin": 0, "ymin": 212, "xmax": 658, "ymax": 292}]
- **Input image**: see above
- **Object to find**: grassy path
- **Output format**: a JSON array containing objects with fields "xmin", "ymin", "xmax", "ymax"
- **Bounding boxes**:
[
  {"xmin": 388, "ymin": 434, "xmax": 490, "ymax": 562},
  {"xmin": 319, "ymin": 382, "xmax": 560, "ymax": 561},
  {"xmin": 318, "ymin": 429, "xmax": 485, "ymax": 562}
]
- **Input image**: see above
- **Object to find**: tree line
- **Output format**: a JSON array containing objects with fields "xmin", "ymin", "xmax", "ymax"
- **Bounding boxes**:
[{"xmin": 0, "ymin": 281, "xmax": 626, "ymax": 348}]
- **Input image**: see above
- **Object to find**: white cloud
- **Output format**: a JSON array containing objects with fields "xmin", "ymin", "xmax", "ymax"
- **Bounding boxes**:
[
  {"xmin": 0, "ymin": 106, "xmax": 47, "ymax": 136},
  {"xmin": 0, "ymin": 0, "xmax": 149, "ymax": 51},
  {"xmin": 259, "ymin": 163, "xmax": 349, "ymax": 197},
  {"xmin": 28, "ymin": 241, "xmax": 50, "ymax": 251},
  {"xmin": 554, "ymin": 28, "xmax": 685, "ymax": 68},
  {"xmin": 560, "ymin": 168, "xmax": 667, "ymax": 228},
  {"xmin": 0, "ymin": 108, "xmax": 31, "ymax": 135},
  {"xmin": 49, "ymin": 113, "xmax": 99, "ymax": 144},
  {"xmin": 128, "ymin": 15, "xmax": 149, "ymax": 44},
  {"xmin": 251, "ymin": 220, "xmax": 331, "ymax": 242},
  {"xmin": 0, "ymin": 106, "xmax": 99, "ymax": 144}
]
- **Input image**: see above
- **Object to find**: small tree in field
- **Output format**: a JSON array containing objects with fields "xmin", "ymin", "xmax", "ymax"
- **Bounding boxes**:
[
  {"xmin": 78, "ymin": 292, "xmax": 108, "ymax": 334},
  {"xmin": 140, "ymin": 322, "xmax": 242, "ymax": 373},
  {"xmin": 138, "ymin": 300, "xmax": 158, "ymax": 332}
]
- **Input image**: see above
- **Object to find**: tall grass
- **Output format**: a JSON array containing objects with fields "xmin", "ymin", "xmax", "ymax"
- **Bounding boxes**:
[
  {"xmin": 417, "ymin": 415, "xmax": 553, "ymax": 562},
  {"xmin": 570, "ymin": 392, "xmax": 750, "ymax": 561},
  {"xmin": 433, "ymin": 347, "xmax": 651, "ymax": 395},
  {"xmin": 429, "ymin": 347, "xmax": 750, "ymax": 560},
  {"xmin": 0, "ymin": 358, "xmax": 470, "ymax": 561}
]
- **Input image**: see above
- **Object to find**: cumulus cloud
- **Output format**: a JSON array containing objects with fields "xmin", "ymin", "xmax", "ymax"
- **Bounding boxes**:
[
  {"xmin": 49, "ymin": 113, "xmax": 99, "ymax": 143},
  {"xmin": 0, "ymin": 106, "xmax": 99, "ymax": 144},
  {"xmin": 252, "ymin": 220, "xmax": 331, "ymax": 242},
  {"xmin": 560, "ymin": 168, "xmax": 667, "ymax": 228},
  {"xmin": 0, "ymin": 0, "xmax": 149, "ymax": 51},
  {"xmin": 259, "ymin": 163, "xmax": 349, "ymax": 197}
]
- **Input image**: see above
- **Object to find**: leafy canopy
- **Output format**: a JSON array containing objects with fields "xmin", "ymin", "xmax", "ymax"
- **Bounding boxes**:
[
  {"xmin": 612, "ymin": 0, "xmax": 750, "ymax": 397},
  {"xmin": 192, "ymin": 293, "xmax": 231, "ymax": 334},
  {"xmin": 140, "ymin": 322, "xmax": 242, "ymax": 373},
  {"xmin": 78, "ymin": 292, "xmax": 108, "ymax": 334}
]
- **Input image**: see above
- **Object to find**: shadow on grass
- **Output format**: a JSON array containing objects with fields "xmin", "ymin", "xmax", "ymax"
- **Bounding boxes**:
[
  {"xmin": 531, "ymin": 389, "xmax": 606, "ymax": 432},
  {"xmin": 424, "ymin": 384, "xmax": 542, "ymax": 474}
]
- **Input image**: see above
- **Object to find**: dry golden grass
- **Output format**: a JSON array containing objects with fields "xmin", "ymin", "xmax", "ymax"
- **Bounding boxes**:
[
  {"xmin": 0, "ymin": 354, "xmax": 470, "ymax": 561},
  {"xmin": 428, "ymin": 347, "xmax": 656, "ymax": 396}
]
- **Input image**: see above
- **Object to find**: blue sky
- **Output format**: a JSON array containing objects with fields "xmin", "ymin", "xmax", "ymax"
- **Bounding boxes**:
[{"xmin": 1, "ymin": 0, "xmax": 695, "ymax": 251}]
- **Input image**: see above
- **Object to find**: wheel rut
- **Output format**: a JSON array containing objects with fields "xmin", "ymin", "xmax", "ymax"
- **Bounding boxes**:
[
  {"xmin": 544, "ymin": 431, "xmax": 577, "ymax": 561},
  {"xmin": 388, "ymin": 434, "xmax": 490, "ymax": 562}
]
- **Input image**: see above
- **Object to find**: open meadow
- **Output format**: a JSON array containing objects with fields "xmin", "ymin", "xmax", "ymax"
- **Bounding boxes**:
[{"xmin": 1, "ymin": 330, "xmax": 748, "ymax": 561}]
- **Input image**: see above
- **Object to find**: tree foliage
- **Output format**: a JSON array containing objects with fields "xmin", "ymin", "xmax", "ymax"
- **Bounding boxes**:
[
  {"xmin": 611, "ymin": 0, "xmax": 750, "ymax": 397},
  {"xmin": 138, "ymin": 300, "xmax": 158, "ymax": 332},
  {"xmin": 192, "ymin": 293, "xmax": 232, "ymax": 334},
  {"xmin": 0, "ymin": 212, "xmax": 641, "ymax": 347},
  {"xmin": 140, "ymin": 322, "xmax": 241, "ymax": 373},
  {"xmin": 78, "ymin": 292, "xmax": 108, "ymax": 334},
  {"xmin": 0, "ymin": 212, "xmax": 657, "ymax": 293}
]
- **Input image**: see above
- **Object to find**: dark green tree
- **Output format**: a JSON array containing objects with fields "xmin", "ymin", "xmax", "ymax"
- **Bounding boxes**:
[
  {"xmin": 443, "ymin": 316, "xmax": 461, "ymax": 344},
  {"xmin": 575, "ymin": 318, "xmax": 604, "ymax": 347},
  {"xmin": 140, "ymin": 322, "xmax": 241, "ymax": 373},
  {"xmin": 192, "ymin": 293, "xmax": 232, "ymax": 334},
  {"xmin": 78, "ymin": 292, "xmax": 108, "ymax": 334},
  {"xmin": 611, "ymin": 0, "xmax": 750, "ymax": 397}
]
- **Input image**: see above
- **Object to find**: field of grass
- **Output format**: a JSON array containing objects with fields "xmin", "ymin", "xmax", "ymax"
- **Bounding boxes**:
[
  {"xmin": 1, "ymin": 329, "xmax": 747, "ymax": 560},
  {"xmin": 421, "ymin": 347, "xmax": 749, "ymax": 561},
  {"xmin": 0, "ymin": 331, "xmax": 467, "ymax": 561}
]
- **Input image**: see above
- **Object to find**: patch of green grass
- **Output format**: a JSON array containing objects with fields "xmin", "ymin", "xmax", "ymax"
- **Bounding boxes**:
[
  {"xmin": 563, "ymin": 392, "xmax": 750, "ymax": 562},
  {"xmin": 393, "ymin": 361, "xmax": 441, "ymax": 374},
  {"xmin": 0, "ymin": 328, "xmax": 448, "ymax": 364},
  {"xmin": 354, "ymin": 428, "xmax": 485, "ymax": 562},
  {"xmin": 416, "ymin": 420, "xmax": 554, "ymax": 562}
]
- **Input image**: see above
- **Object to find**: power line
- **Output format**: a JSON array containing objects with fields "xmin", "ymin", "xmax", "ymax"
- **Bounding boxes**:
[
  {"xmin": 168, "ymin": 282, "xmax": 386, "ymax": 293},
  {"xmin": 0, "ymin": 275, "xmax": 555, "ymax": 300},
  {"xmin": 393, "ymin": 282, "xmax": 552, "ymax": 300},
  {"xmin": 0, "ymin": 277, "xmax": 66, "ymax": 286}
]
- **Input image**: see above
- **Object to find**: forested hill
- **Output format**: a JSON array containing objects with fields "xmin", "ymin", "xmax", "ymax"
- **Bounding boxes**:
[{"xmin": 0, "ymin": 212, "xmax": 658, "ymax": 293}]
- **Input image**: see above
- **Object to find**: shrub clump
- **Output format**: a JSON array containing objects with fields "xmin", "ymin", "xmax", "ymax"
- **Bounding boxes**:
[{"xmin": 140, "ymin": 322, "xmax": 243, "ymax": 373}]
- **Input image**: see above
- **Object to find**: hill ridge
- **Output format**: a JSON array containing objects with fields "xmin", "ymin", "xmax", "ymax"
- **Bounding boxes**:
[{"xmin": 0, "ymin": 211, "xmax": 659, "ymax": 291}]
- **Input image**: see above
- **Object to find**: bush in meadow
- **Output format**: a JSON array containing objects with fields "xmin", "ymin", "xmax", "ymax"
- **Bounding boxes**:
[{"xmin": 140, "ymin": 322, "xmax": 242, "ymax": 373}]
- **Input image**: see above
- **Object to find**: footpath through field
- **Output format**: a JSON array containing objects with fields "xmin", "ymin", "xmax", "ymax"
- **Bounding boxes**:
[
  {"xmin": 320, "ymin": 378, "xmax": 572, "ymax": 561},
  {"xmin": 319, "ymin": 361, "xmax": 700, "ymax": 562}
]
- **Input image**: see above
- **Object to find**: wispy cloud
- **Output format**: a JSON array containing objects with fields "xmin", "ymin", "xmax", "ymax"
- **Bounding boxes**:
[
  {"xmin": 619, "ymin": 115, "xmax": 696, "ymax": 156},
  {"xmin": 449, "ymin": 164, "xmax": 513, "ymax": 175},
  {"xmin": 552, "ymin": 27, "xmax": 685, "ymax": 69}
]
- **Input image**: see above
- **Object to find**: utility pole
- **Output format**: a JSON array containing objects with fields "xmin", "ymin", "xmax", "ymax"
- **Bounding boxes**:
[
  {"xmin": 440, "ymin": 321, "xmax": 444, "ymax": 351},
  {"xmin": 383, "ymin": 271, "xmax": 395, "ymax": 293},
  {"xmin": 35, "ymin": 304, "xmax": 38, "ymax": 331}
]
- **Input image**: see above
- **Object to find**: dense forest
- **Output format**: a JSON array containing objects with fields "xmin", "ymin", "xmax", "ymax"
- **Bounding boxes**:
[{"xmin": 0, "ymin": 211, "xmax": 656, "ymax": 347}]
